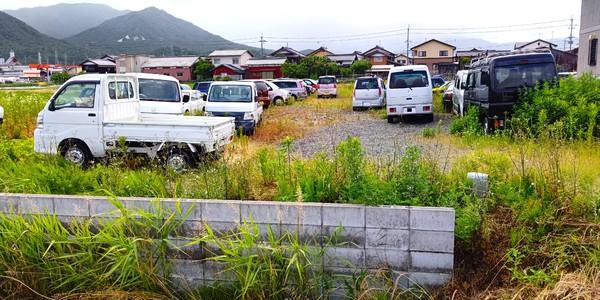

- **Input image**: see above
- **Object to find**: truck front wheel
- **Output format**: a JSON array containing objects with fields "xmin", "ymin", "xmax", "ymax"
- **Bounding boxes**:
[
  {"xmin": 60, "ymin": 141, "xmax": 91, "ymax": 167},
  {"xmin": 165, "ymin": 149, "xmax": 194, "ymax": 173}
]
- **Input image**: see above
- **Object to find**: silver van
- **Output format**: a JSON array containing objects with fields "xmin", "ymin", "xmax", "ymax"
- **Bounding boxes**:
[{"xmin": 352, "ymin": 76, "xmax": 385, "ymax": 110}]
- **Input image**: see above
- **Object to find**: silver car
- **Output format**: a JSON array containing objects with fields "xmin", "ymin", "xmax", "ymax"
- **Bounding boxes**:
[
  {"xmin": 352, "ymin": 76, "xmax": 386, "ymax": 110},
  {"xmin": 272, "ymin": 79, "xmax": 308, "ymax": 100}
]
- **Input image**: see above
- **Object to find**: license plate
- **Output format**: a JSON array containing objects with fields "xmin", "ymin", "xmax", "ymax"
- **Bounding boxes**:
[
  {"xmin": 404, "ymin": 107, "xmax": 414, "ymax": 113},
  {"xmin": 363, "ymin": 102, "xmax": 371, "ymax": 106}
]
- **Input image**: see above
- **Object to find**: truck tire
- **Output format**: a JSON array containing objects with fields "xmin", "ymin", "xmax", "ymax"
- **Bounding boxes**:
[
  {"xmin": 60, "ymin": 141, "xmax": 92, "ymax": 167},
  {"xmin": 387, "ymin": 116, "xmax": 399, "ymax": 124},
  {"xmin": 426, "ymin": 114, "xmax": 434, "ymax": 123},
  {"xmin": 165, "ymin": 148, "xmax": 194, "ymax": 173}
]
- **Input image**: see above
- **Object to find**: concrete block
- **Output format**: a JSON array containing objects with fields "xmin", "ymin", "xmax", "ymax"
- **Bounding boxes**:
[
  {"xmin": 297, "ymin": 203, "xmax": 323, "ymax": 226},
  {"xmin": 18, "ymin": 194, "xmax": 54, "ymax": 215},
  {"xmin": 174, "ymin": 221, "xmax": 205, "ymax": 237},
  {"xmin": 171, "ymin": 259, "xmax": 203, "ymax": 280},
  {"xmin": 161, "ymin": 199, "xmax": 201, "ymax": 221},
  {"xmin": 323, "ymin": 226, "xmax": 365, "ymax": 248},
  {"xmin": 89, "ymin": 197, "xmax": 122, "ymax": 217},
  {"xmin": 169, "ymin": 275, "xmax": 203, "ymax": 290},
  {"xmin": 241, "ymin": 201, "xmax": 281, "ymax": 224},
  {"xmin": 365, "ymin": 249, "xmax": 409, "ymax": 270},
  {"xmin": 202, "ymin": 200, "xmax": 240, "ymax": 223},
  {"xmin": 410, "ymin": 252, "xmax": 454, "ymax": 272},
  {"xmin": 204, "ymin": 221, "xmax": 238, "ymax": 237},
  {"xmin": 322, "ymin": 204, "xmax": 364, "ymax": 227},
  {"xmin": 366, "ymin": 206, "xmax": 409, "ymax": 229},
  {"xmin": 410, "ymin": 207, "xmax": 455, "ymax": 232},
  {"xmin": 203, "ymin": 261, "xmax": 235, "ymax": 281},
  {"xmin": 168, "ymin": 238, "xmax": 203, "ymax": 260},
  {"xmin": 324, "ymin": 247, "xmax": 365, "ymax": 268},
  {"xmin": 366, "ymin": 228, "xmax": 409, "ymax": 249},
  {"xmin": 408, "ymin": 272, "xmax": 451, "ymax": 288},
  {"xmin": 53, "ymin": 196, "xmax": 89, "ymax": 217},
  {"xmin": 410, "ymin": 230, "xmax": 454, "ymax": 253},
  {"xmin": 280, "ymin": 224, "xmax": 321, "ymax": 245},
  {"xmin": 0, "ymin": 193, "xmax": 20, "ymax": 213}
]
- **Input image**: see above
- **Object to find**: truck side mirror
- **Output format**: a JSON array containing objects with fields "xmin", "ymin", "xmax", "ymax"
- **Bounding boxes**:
[
  {"xmin": 201, "ymin": 94, "xmax": 207, "ymax": 101},
  {"xmin": 182, "ymin": 95, "xmax": 190, "ymax": 103}
]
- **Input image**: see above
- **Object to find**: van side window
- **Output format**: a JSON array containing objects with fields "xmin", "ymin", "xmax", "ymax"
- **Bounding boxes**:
[
  {"xmin": 108, "ymin": 81, "xmax": 133, "ymax": 100},
  {"xmin": 589, "ymin": 38, "xmax": 598, "ymax": 66},
  {"xmin": 53, "ymin": 82, "xmax": 96, "ymax": 109}
]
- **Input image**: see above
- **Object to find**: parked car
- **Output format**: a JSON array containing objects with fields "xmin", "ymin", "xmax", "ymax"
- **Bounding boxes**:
[
  {"xmin": 181, "ymin": 83, "xmax": 206, "ymax": 113},
  {"xmin": 558, "ymin": 71, "xmax": 577, "ymax": 78},
  {"xmin": 386, "ymin": 65, "xmax": 434, "ymax": 123},
  {"xmin": 442, "ymin": 81, "xmax": 454, "ymax": 113},
  {"xmin": 452, "ymin": 70, "xmax": 469, "ymax": 116},
  {"xmin": 241, "ymin": 79, "xmax": 290, "ymax": 107},
  {"xmin": 464, "ymin": 50, "xmax": 557, "ymax": 132},
  {"xmin": 272, "ymin": 79, "xmax": 308, "ymax": 101},
  {"xmin": 303, "ymin": 79, "xmax": 318, "ymax": 93},
  {"xmin": 33, "ymin": 74, "xmax": 235, "ymax": 171},
  {"xmin": 431, "ymin": 75, "xmax": 446, "ymax": 88},
  {"xmin": 193, "ymin": 81, "xmax": 213, "ymax": 94},
  {"xmin": 135, "ymin": 74, "xmax": 204, "ymax": 115},
  {"xmin": 432, "ymin": 80, "xmax": 452, "ymax": 93},
  {"xmin": 317, "ymin": 76, "xmax": 337, "ymax": 98},
  {"xmin": 352, "ymin": 76, "xmax": 386, "ymax": 110},
  {"xmin": 0, "ymin": 105, "xmax": 3, "ymax": 125},
  {"xmin": 205, "ymin": 81, "xmax": 264, "ymax": 135}
]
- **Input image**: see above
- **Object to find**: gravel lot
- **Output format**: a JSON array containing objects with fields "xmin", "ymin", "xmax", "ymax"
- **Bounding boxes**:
[{"xmin": 293, "ymin": 111, "xmax": 460, "ymax": 162}]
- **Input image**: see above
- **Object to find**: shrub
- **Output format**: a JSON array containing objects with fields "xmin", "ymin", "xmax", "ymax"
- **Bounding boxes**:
[
  {"xmin": 450, "ymin": 106, "xmax": 482, "ymax": 136},
  {"xmin": 422, "ymin": 127, "xmax": 436, "ymax": 138}
]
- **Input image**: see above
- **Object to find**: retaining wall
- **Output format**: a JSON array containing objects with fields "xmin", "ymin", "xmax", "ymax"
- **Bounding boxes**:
[{"xmin": 0, "ymin": 193, "xmax": 455, "ymax": 293}]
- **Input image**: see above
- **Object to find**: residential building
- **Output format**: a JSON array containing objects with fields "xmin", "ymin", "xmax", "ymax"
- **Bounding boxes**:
[
  {"xmin": 394, "ymin": 53, "xmax": 411, "ymax": 66},
  {"xmin": 307, "ymin": 47, "xmax": 334, "ymax": 57},
  {"xmin": 244, "ymin": 58, "xmax": 287, "ymax": 79},
  {"xmin": 141, "ymin": 56, "xmax": 199, "ymax": 81},
  {"xmin": 116, "ymin": 54, "xmax": 151, "ymax": 73},
  {"xmin": 0, "ymin": 50, "xmax": 20, "ymax": 66},
  {"xmin": 455, "ymin": 48, "xmax": 510, "ymax": 69},
  {"xmin": 327, "ymin": 53, "xmax": 360, "ymax": 67},
  {"xmin": 515, "ymin": 39, "xmax": 578, "ymax": 72},
  {"xmin": 270, "ymin": 47, "xmax": 306, "ymax": 63},
  {"xmin": 366, "ymin": 64, "xmax": 395, "ymax": 79},
  {"xmin": 578, "ymin": 0, "xmax": 600, "ymax": 76},
  {"xmin": 363, "ymin": 46, "xmax": 395, "ymax": 66},
  {"xmin": 411, "ymin": 39, "xmax": 457, "ymax": 75},
  {"xmin": 81, "ymin": 58, "xmax": 116, "ymax": 74},
  {"xmin": 211, "ymin": 64, "xmax": 245, "ymax": 80},
  {"xmin": 207, "ymin": 50, "xmax": 253, "ymax": 66}
]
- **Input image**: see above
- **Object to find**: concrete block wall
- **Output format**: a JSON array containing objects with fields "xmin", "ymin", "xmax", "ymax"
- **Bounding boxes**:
[{"xmin": 0, "ymin": 193, "xmax": 455, "ymax": 291}]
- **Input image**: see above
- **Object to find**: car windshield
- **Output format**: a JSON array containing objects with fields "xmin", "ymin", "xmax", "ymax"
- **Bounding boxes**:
[
  {"xmin": 494, "ymin": 62, "xmax": 556, "ymax": 90},
  {"xmin": 355, "ymin": 78, "xmax": 378, "ymax": 89},
  {"xmin": 139, "ymin": 79, "xmax": 180, "ymax": 102},
  {"xmin": 274, "ymin": 81, "xmax": 298, "ymax": 89},
  {"xmin": 318, "ymin": 77, "xmax": 335, "ymax": 84},
  {"xmin": 389, "ymin": 71, "xmax": 429, "ymax": 89},
  {"xmin": 209, "ymin": 85, "xmax": 253, "ymax": 103},
  {"xmin": 195, "ymin": 82, "xmax": 211, "ymax": 90}
]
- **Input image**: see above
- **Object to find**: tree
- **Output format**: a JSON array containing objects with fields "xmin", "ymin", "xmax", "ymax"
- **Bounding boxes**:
[
  {"xmin": 193, "ymin": 59, "xmax": 214, "ymax": 81},
  {"xmin": 350, "ymin": 59, "xmax": 372, "ymax": 75},
  {"xmin": 50, "ymin": 71, "xmax": 71, "ymax": 85}
]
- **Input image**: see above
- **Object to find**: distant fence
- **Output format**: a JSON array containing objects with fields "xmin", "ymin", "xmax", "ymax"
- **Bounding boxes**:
[{"xmin": 0, "ymin": 193, "xmax": 455, "ymax": 294}]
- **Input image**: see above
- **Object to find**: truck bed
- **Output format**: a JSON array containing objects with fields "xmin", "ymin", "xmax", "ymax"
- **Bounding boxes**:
[{"xmin": 104, "ymin": 115, "xmax": 235, "ymax": 144}]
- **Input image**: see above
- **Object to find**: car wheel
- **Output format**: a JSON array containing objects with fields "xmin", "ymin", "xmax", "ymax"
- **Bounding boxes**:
[
  {"xmin": 426, "ymin": 114, "xmax": 434, "ymax": 123},
  {"xmin": 292, "ymin": 94, "xmax": 298, "ymax": 101},
  {"xmin": 274, "ymin": 97, "xmax": 284, "ymax": 105},
  {"xmin": 166, "ymin": 148, "xmax": 193, "ymax": 173},
  {"xmin": 61, "ymin": 141, "xmax": 91, "ymax": 167}
]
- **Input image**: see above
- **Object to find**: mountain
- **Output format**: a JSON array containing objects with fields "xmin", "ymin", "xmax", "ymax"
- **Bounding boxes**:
[
  {"xmin": 66, "ymin": 7, "xmax": 262, "ymax": 56},
  {"xmin": 5, "ymin": 3, "xmax": 129, "ymax": 39},
  {"xmin": 0, "ymin": 11, "xmax": 96, "ymax": 64}
]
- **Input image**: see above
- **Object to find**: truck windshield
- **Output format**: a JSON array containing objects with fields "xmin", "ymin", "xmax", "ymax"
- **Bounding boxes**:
[
  {"xmin": 139, "ymin": 79, "xmax": 180, "ymax": 102},
  {"xmin": 494, "ymin": 63, "xmax": 556, "ymax": 90},
  {"xmin": 389, "ymin": 71, "xmax": 429, "ymax": 89},
  {"xmin": 355, "ymin": 78, "xmax": 378, "ymax": 89},
  {"xmin": 209, "ymin": 85, "xmax": 253, "ymax": 103}
]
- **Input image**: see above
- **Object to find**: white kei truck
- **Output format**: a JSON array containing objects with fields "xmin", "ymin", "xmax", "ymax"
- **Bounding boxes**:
[{"xmin": 33, "ymin": 74, "xmax": 235, "ymax": 171}]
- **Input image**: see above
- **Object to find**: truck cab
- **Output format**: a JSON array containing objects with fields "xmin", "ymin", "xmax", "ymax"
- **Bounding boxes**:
[
  {"xmin": 205, "ymin": 81, "xmax": 263, "ymax": 135},
  {"xmin": 386, "ymin": 65, "xmax": 434, "ymax": 123}
]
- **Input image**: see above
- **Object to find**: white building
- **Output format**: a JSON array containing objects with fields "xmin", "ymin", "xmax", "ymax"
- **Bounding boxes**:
[
  {"xmin": 578, "ymin": 0, "xmax": 600, "ymax": 76},
  {"xmin": 207, "ymin": 50, "xmax": 253, "ymax": 67}
]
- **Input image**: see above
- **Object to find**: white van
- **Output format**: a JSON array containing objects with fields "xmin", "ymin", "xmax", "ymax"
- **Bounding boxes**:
[
  {"xmin": 386, "ymin": 65, "xmax": 433, "ymax": 123},
  {"xmin": 352, "ymin": 76, "xmax": 386, "ymax": 110},
  {"xmin": 452, "ymin": 70, "xmax": 469, "ymax": 116},
  {"xmin": 136, "ymin": 74, "xmax": 204, "ymax": 115},
  {"xmin": 0, "ymin": 105, "xmax": 3, "ymax": 125},
  {"xmin": 205, "ymin": 81, "xmax": 264, "ymax": 135}
]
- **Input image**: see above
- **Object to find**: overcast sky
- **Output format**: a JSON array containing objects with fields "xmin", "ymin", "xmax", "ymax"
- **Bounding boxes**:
[{"xmin": 2, "ymin": 0, "xmax": 582, "ymax": 52}]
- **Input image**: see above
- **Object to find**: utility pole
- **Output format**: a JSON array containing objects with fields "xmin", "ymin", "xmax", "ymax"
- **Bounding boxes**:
[
  {"xmin": 54, "ymin": 49, "xmax": 58, "ymax": 65},
  {"xmin": 406, "ymin": 25, "xmax": 410, "ymax": 64},
  {"xmin": 259, "ymin": 34, "xmax": 267, "ymax": 57},
  {"xmin": 568, "ymin": 16, "xmax": 575, "ymax": 50}
]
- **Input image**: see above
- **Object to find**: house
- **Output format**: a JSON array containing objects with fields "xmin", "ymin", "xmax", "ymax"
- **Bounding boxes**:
[
  {"xmin": 515, "ymin": 39, "xmax": 578, "ymax": 72},
  {"xmin": 211, "ymin": 64, "xmax": 245, "ymax": 80},
  {"xmin": 244, "ymin": 58, "xmax": 287, "ymax": 79},
  {"xmin": 0, "ymin": 50, "xmax": 21, "ymax": 66},
  {"xmin": 411, "ymin": 39, "xmax": 457, "ymax": 75},
  {"xmin": 270, "ymin": 47, "xmax": 306, "ymax": 63},
  {"xmin": 141, "ymin": 56, "xmax": 199, "ymax": 81},
  {"xmin": 394, "ymin": 53, "xmax": 411, "ymax": 66},
  {"xmin": 207, "ymin": 50, "xmax": 253, "ymax": 66},
  {"xmin": 116, "ymin": 54, "xmax": 151, "ymax": 73},
  {"xmin": 578, "ymin": 0, "xmax": 600, "ymax": 76},
  {"xmin": 363, "ymin": 46, "xmax": 395, "ymax": 66},
  {"xmin": 455, "ymin": 48, "xmax": 510, "ymax": 69},
  {"xmin": 366, "ymin": 64, "xmax": 395, "ymax": 79},
  {"xmin": 327, "ymin": 54, "xmax": 360, "ymax": 67},
  {"xmin": 307, "ymin": 47, "xmax": 334, "ymax": 57},
  {"xmin": 81, "ymin": 58, "xmax": 116, "ymax": 74}
]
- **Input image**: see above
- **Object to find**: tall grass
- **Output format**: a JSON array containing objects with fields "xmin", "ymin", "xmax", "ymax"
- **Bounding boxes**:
[{"xmin": 0, "ymin": 90, "xmax": 51, "ymax": 139}]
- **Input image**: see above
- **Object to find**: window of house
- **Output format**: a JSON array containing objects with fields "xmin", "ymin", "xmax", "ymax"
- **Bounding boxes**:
[
  {"xmin": 232, "ymin": 58, "xmax": 240, "ymax": 65},
  {"xmin": 213, "ymin": 58, "xmax": 221, "ymax": 65},
  {"xmin": 418, "ymin": 51, "xmax": 427, "ymax": 57},
  {"xmin": 439, "ymin": 50, "xmax": 449, "ymax": 57},
  {"xmin": 177, "ymin": 72, "xmax": 184, "ymax": 77},
  {"xmin": 589, "ymin": 38, "xmax": 598, "ymax": 66},
  {"xmin": 374, "ymin": 56, "xmax": 383, "ymax": 62}
]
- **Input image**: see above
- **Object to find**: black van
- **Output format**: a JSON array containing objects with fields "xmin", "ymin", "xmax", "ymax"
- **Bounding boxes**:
[{"xmin": 464, "ymin": 50, "xmax": 557, "ymax": 132}]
